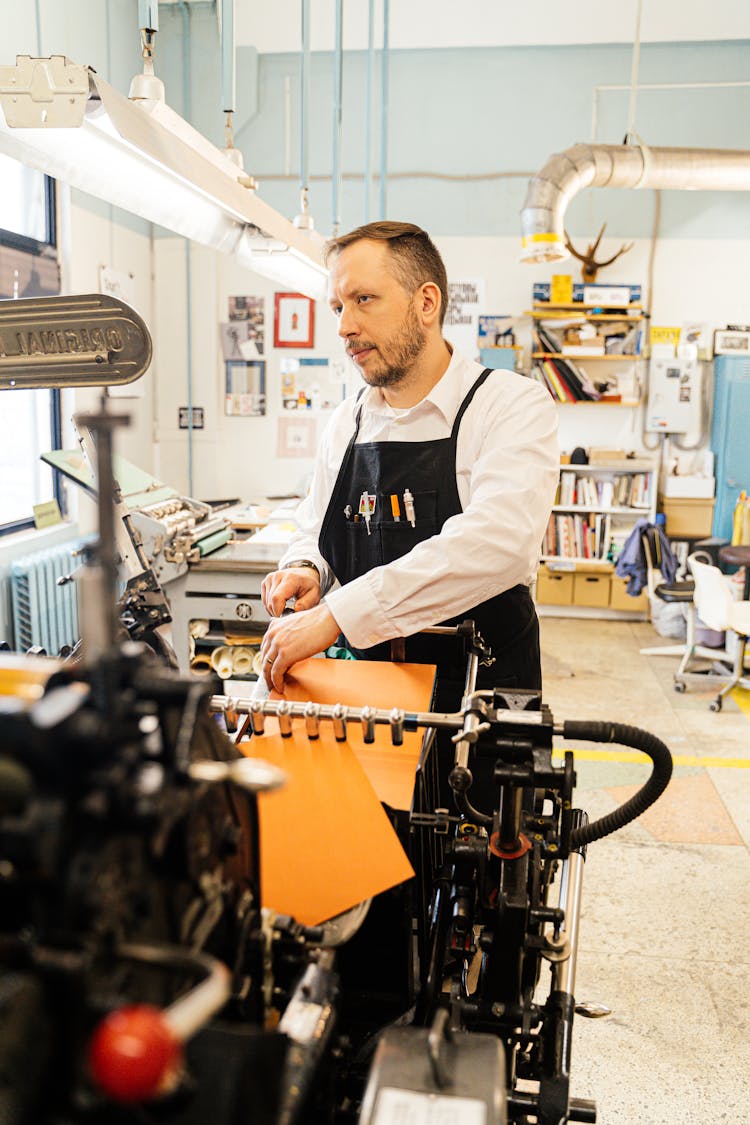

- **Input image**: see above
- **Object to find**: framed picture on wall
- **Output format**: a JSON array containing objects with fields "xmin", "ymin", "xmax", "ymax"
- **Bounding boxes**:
[
  {"xmin": 274, "ymin": 292, "xmax": 315, "ymax": 348},
  {"xmin": 224, "ymin": 359, "xmax": 266, "ymax": 416}
]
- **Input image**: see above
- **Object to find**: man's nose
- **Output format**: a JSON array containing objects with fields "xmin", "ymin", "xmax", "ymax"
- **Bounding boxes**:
[{"xmin": 338, "ymin": 304, "xmax": 359, "ymax": 338}]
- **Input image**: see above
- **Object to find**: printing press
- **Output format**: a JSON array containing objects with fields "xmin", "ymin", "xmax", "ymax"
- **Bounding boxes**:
[{"xmin": 0, "ymin": 296, "xmax": 674, "ymax": 1124}]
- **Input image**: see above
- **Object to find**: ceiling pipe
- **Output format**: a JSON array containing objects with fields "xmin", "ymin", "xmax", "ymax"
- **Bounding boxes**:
[{"xmin": 520, "ymin": 142, "xmax": 750, "ymax": 263}]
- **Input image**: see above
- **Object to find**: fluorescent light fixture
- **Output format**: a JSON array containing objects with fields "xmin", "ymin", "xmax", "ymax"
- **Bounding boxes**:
[{"xmin": 0, "ymin": 56, "xmax": 329, "ymax": 299}]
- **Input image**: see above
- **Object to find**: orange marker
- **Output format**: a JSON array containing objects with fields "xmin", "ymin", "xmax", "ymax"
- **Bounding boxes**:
[{"xmin": 390, "ymin": 493, "xmax": 401, "ymax": 521}]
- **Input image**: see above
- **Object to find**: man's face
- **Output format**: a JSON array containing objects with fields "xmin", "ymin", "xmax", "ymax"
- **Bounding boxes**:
[{"xmin": 327, "ymin": 239, "xmax": 428, "ymax": 388}]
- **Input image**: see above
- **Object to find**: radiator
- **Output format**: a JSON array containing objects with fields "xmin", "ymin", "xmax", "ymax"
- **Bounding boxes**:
[{"xmin": 10, "ymin": 539, "xmax": 89, "ymax": 654}]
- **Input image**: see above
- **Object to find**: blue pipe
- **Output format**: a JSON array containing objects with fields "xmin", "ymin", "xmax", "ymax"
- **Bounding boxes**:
[
  {"xmin": 178, "ymin": 0, "xmax": 194, "ymax": 495},
  {"xmin": 300, "ymin": 0, "xmax": 311, "ymax": 200},
  {"xmin": 379, "ymin": 0, "xmax": 389, "ymax": 219},
  {"xmin": 138, "ymin": 1, "xmax": 159, "ymax": 31},
  {"xmin": 220, "ymin": 0, "xmax": 235, "ymax": 112},
  {"xmin": 332, "ymin": 0, "xmax": 343, "ymax": 234},
  {"xmin": 364, "ymin": 0, "xmax": 374, "ymax": 221}
]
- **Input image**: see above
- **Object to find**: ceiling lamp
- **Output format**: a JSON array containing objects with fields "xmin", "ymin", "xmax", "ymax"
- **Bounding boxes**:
[{"xmin": 0, "ymin": 54, "xmax": 328, "ymax": 300}]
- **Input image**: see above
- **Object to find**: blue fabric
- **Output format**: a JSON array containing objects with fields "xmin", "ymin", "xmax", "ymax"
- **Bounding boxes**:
[{"xmin": 615, "ymin": 519, "xmax": 679, "ymax": 596}]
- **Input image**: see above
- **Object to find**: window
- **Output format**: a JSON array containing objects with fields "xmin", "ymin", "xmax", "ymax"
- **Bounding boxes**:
[{"xmin": 0, "ymin": 154, "xmax": 62, "ymax": 535}]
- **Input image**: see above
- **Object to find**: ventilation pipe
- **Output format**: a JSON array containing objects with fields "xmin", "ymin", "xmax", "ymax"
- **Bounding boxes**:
[{"xmin": 520, "ymin": 143, "xmax": 750, "ymax": 263}]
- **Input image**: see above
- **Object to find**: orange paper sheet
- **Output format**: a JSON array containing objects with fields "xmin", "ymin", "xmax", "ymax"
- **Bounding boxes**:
[
  {"xmin": 240, "ymin": 658, "xmax": 436, "ymax": 926},
  {"xmin": 279, "ymin": 658, "xmax": 436, "ymax": 810}
]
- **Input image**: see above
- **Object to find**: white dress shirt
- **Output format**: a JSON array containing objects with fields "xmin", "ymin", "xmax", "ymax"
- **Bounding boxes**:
[{"xmin": 280, "ymin": 347, "xmax": 560, "ymax": 651}]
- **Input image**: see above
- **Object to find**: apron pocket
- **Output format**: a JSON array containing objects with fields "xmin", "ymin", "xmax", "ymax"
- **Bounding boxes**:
[
  {"xmin": 379, "ymin": 490, "xmax": 437, "ymax": 562},
  {"xmin": 380, "ymin": 518, "xmax": 437, "ymax": 563},
  {"xmin": 345, "ymin": 520, "xmax": 385, "ymax": 572}
]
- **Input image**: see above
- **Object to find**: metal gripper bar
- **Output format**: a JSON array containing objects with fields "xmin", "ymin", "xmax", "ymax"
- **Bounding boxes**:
[{"xmin": 209, "ymin": 690, "xmax": 551, "ymax": 752}]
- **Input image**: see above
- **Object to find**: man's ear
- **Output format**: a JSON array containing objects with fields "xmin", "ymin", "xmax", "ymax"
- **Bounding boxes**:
[{"xmin": 416, "ymin": 282, "xmax": 442, "ymax": 328}]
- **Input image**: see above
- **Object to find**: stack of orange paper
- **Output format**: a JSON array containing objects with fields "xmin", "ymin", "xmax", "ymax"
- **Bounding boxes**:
[{"xmin": 240, "ymin": 658, "xmax": 436, "ymax": 926}]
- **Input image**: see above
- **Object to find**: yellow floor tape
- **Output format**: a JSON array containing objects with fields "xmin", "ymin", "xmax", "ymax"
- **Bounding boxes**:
[
  {"xmin": 552, "ymin": 685, "xmax": 750, "ymax": 770},
  {"xmin": 730, "ymin": 686, "xmax": 750, "ymax": 717},
  {"xmin": 554, "ymin": 747, "xmax": 750, "ymax": 769}
]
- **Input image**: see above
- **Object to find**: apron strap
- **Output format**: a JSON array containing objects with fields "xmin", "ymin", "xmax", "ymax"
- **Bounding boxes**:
[{"xmin": 450, "ymin": 367, "xmax": 494, "ymax": 441}]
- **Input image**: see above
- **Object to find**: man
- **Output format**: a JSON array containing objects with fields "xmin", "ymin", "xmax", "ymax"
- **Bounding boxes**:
[{"xmin": 260, "ymin": 221, "xmax": 559, "ymax": 695}]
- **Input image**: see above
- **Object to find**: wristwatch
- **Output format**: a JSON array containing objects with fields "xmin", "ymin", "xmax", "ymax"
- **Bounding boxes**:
[{"xmin": 283, "ymin": 559, "xmax": 321, "ymax": 579}]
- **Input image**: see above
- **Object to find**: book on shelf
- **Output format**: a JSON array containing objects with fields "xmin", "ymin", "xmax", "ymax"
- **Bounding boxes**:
[
  {"xmin": 545, "ymin": 512, "xmax": 611, "ymax": 560},
  {"xmin": 554, "ymin": 469, "xmax": 653, "ymax": 511}
]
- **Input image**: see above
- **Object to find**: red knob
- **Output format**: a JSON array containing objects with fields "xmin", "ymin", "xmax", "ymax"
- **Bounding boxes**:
[{"xmin": 88, "ymin": 1004, "xmax": 181, "ymax": 1103}]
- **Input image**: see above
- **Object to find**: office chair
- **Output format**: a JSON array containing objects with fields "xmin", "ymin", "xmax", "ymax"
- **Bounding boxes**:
[
  {"xmin": 686, "ymin": 555, "xmax": 750, "ymax": 711},
  {"xmin": 638, "ymin": 531, "xmax": 724, "ymax": 686}
]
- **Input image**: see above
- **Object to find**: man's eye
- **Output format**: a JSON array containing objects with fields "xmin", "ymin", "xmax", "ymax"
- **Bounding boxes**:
[
  {"xmin": 357, "ymin": 295, "xmax": 372, "ymax": 305},
  {"xmin": 332, "ymin": 306, "xmax": 343, "ymax": 316}
]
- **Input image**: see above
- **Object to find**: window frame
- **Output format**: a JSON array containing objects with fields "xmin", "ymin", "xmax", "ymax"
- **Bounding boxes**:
[{"xmin": 0, "ymin": 174, "xmax": 64, "ymax": 537}]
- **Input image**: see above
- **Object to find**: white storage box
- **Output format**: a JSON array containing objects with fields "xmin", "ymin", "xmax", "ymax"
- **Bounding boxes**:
[{"xmin": 662, "ymin": 476, "xmax": 715, "ymax": 499}]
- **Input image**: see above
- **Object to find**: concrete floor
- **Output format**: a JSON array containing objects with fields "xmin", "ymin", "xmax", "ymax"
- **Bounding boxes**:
[{"xmin": 539, "ymin": 615, "xmax": 750, "ymax": 1124}]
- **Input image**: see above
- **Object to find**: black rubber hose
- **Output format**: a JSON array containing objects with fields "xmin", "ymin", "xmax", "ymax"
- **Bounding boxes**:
[{"xmin": 563, "ymin": 721, "xmax": 673, "ymax": 848}]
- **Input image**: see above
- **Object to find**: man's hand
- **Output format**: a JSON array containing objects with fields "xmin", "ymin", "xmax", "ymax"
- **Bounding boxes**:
[
  {"xmin": 259, "ymin": 603, "xmax": 341, "ymax": 692},
  {"xmin": 261, "ymin": 565, "xmax": 322, "ymax": 618}
]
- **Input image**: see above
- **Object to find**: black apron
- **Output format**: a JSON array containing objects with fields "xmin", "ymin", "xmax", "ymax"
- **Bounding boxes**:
[{"xmin": 318, "ymin": 368, "xmax": 541, "ymax": 701}]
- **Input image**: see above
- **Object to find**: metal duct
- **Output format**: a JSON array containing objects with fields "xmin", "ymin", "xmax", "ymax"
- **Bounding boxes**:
[{"xmin": 520, "ymin": 142, "xmax": 750, "ymax": 263}]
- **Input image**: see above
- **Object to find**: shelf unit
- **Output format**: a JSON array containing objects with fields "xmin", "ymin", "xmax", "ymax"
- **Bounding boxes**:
[
  {"xmin": 538, "ymin": 460, "xmax": 656, "ymax": 619},
  {"xmin": 527, "ymin": 303, "xmax": 645, "ymax": 405}
]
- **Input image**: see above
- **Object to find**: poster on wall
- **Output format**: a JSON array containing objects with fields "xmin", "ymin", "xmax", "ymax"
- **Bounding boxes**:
[
  {"xmin": 444, "ymin": 278, "xmax": 486, "ymax": 354},
  {"xmin": 223, "ymin": 295, "xmax": 265, "ymax": 358},
  {"xmin": 276, "ymin": 415, "xmax": 318, "ymax": 458},
  {"xmin": 100, "ymin": 265, "xmax": 146, "ymax": 397},
  {"xmin": 225, "ymin": 359, "xmax": 266, "ymax": 416},
  {"xmin": 279, "ymin": 356, "xmax": 347, "ymax": 412}
]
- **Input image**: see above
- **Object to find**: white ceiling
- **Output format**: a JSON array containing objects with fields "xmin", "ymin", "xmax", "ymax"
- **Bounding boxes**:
[{"xmin": 223, "ymin": 0, "xmax": 750, "ymax": 53}]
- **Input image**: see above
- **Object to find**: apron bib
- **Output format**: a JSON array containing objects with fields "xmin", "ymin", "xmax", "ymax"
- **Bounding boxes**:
[{"xmin": 318, "ymin": 368, "xmax": 541, "ymax": 692}]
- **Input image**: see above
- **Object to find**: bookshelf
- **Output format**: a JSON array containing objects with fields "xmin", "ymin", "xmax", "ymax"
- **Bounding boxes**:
[
  {"xmin": 538, "ymin": 460, "xmax": 657, "ymax": 620},
  {"xmin": 527, "ymin": 303, "xmax": 644, "ymax": 405}
]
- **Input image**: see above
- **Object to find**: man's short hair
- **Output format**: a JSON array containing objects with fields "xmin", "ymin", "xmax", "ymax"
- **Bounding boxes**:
[{"xmin": 324, "ymin": 221, "xmax": 449, "ymax": 327}]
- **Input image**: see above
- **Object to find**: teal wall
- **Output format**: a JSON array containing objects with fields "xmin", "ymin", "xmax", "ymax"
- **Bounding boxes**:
[{"xmin": 156, "ymin": 10, "xmax": 750, "ymax": 241}]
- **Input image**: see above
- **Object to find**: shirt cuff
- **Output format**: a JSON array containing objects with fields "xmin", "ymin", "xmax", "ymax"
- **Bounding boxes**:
[
  {"xmin": 324, "ymin": 573, "xmax": 394, "ymax": 649},
  {"xmin": 278, "ymin": 550, "xmax": 332, "ymax": 592}
]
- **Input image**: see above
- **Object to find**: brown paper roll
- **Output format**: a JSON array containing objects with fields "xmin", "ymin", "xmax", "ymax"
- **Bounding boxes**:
[{"xmin": 189, "ymin": 652, "xmax": 214, "ymax": 677}]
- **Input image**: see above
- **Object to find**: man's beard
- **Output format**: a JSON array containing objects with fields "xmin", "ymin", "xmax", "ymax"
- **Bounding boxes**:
[{"xmin": 351, "ymin": 303, "xmax": 428, "ymax": 388}]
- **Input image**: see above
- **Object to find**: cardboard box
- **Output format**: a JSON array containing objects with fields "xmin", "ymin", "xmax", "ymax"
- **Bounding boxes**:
[
  {"xmin": 536, "ymin": 565, "xmax": 574, "ymax": 605},
  {"xmin": 662, "ymin": 497, "xmax": 715, "ymax": 538},
  {"xmin": 588, "ymin": 448, "xmax": 628, "ymax": 463},
  {"xmin": 610, "ymin": 576, "xmax": 649, "ymax": 612},
  {"xmin": 573, "ymin": 572, "xmax": 611, "ymax": 607}
]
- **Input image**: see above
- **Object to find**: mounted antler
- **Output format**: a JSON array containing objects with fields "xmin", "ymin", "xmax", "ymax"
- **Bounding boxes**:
[{"xmin": 564, "ymin": 223, "xmax": 634, "ymax": 284}]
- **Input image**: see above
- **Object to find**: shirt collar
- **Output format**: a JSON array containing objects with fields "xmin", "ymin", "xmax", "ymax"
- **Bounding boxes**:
[{"xmin": 360, "ymin": 343, "xmax": 463, "ymax": 425}]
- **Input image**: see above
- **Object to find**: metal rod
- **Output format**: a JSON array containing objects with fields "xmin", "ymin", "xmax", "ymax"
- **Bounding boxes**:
[
  {"xmin": 364, "ymin": 0, "xmax": 374, "ymax": 221},
  {"xmin": 89, "ymin": 402, "xmax": 126, "ymax": 653},
  {"xmin": 219, "ymin": 0, "xmax": 236, "ymax": 112},
  {"xmin": 379, "ymin": 0, "xmax": 389, "ymax": 218},
  {"xmin": 179, "ymin": 0, "xmax": 194, "ymax": 496},
  {"xmin": 626, "ymin": 0, "xmax": 644, "ymax": 139},
  {"xmin": 138, "ymin": 0, "xmax": 159, "ymax": 31},
  {"xmin": 300, "ymin": 0, "xmax": 311, "ymax": 199},
  {"xmin": 209, "ymin": 692, "xmax": 547, "ymax": 737},
  {"xmin": 332, "ymin": 0, "xmax": 343, "ymax": 235},
  {"xmin": 553, "ymin": 851, "xmax": 585, "ymax": 995}
]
